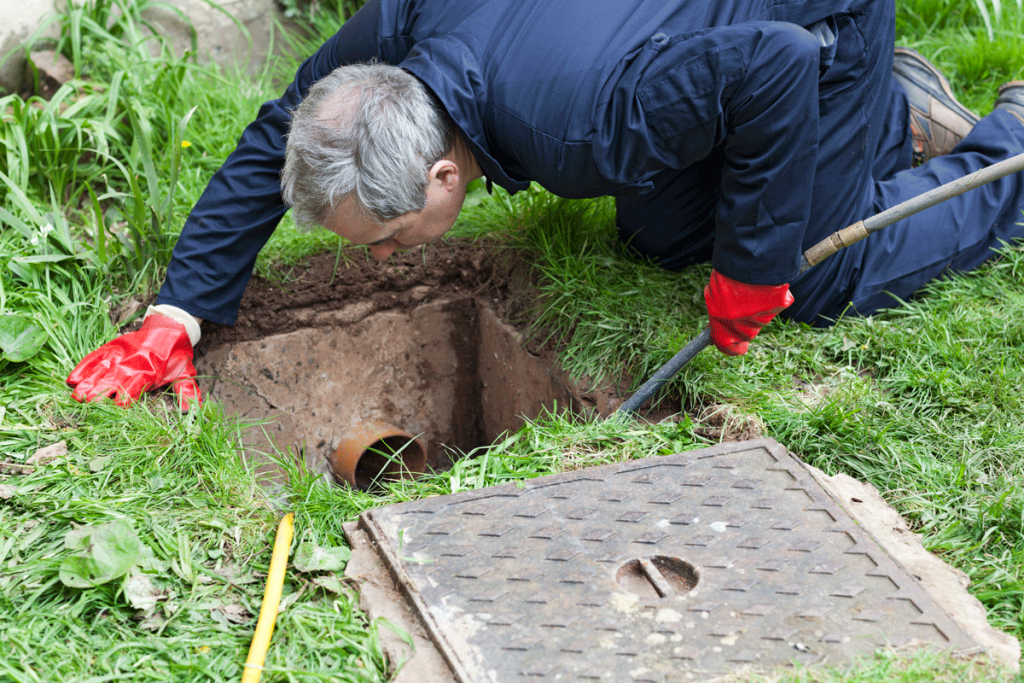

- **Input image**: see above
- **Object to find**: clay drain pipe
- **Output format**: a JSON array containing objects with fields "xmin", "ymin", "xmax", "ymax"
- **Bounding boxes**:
[{"xmin": 331, "ymin": 419, "xmax": 427, "ymax": 490}]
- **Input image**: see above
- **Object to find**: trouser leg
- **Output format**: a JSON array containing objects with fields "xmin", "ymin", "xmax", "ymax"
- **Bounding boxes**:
[
  {"xmin": 614, "ymin": 145, "xmax": 725, "ymax": 272},
  {"xmin": 616, "ymin": 0, "xmax": 1024, "ymax": 328},
  {"xmin": 782, "ymin": 0, "xmax": 899, "ymax": 324},
  {"xmin": 784, "ymin": 0, "xmax": 1024, "ymax": 326},
  {"xmin": 615, "ymin": 0, "xmax": 898, "ymax": 281},
  {"xmin": 871, "ymin": 78, "xmax": 914, "ymax": 181},
  {"xmin": 790, "ymin": 111, "xmax": 1024, "ymax": 324}
]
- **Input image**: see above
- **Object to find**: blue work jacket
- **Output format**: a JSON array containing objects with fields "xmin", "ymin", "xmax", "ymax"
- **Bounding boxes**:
[{"xmin": 160, "ymin": 0, "xmax": 858, "ymax": 325}]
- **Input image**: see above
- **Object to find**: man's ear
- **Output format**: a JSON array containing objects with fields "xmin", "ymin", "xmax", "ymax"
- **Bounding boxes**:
[{"xmin": 428, "ymin": 158, "xmax": 460, "ymax": 190}]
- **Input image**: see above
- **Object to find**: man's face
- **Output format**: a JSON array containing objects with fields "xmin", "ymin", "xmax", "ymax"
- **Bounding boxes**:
[{"xmin": 323, "ymin": 159, "xmax": 465, "ymax": 260}]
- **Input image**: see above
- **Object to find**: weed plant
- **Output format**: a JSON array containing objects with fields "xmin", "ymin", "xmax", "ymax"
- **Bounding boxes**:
[{"xmin": 1, "ymin": 0, "xmax": 1023, "ymax": 681}]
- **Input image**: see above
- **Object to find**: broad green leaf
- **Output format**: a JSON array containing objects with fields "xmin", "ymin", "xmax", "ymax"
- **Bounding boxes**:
[
  {"xmin": 0, "ymin": 315, "xmax": 48, "ymax": 362},
  {"xmin": 311, "ymin": 575, "xmax": 345, "ymax": 594},
  {"xmin": 11, "ymin": 254, "xmax": 76, "ymax": 264},
  {"xmin": 89, "ymin": 456, "xmax": 111, "ymax": 472},
  {"xmin": 59, "ymin": 519, "xmax": 144, "ymax": 588},
  {"xmin": 292, "ymin": 540, "xmax": 351, "ymax": 573}
]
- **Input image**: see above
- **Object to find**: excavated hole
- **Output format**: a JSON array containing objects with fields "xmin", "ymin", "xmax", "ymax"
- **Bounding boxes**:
[
  {"xmin": 194, "ymin": 296, "xmax": 582, "ymax": 483},
  {"xmin": 187, "ymin": 243, "xmax": 686, "ymax": 483}
]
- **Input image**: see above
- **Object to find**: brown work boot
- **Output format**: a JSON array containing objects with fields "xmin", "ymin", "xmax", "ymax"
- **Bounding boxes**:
[
  {"xmin": 995, "ymin": 81, "xmax": 1024, "ymax": 126},
  {"xmin": 893, "ymin": 47, "xmax": 980, "ymax": 166}
]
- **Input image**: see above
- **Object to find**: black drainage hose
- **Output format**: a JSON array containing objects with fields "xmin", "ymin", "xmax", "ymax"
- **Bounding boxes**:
[{"xmin": 616, "ymin": 327, "xmax": 711, "ymax": 415}]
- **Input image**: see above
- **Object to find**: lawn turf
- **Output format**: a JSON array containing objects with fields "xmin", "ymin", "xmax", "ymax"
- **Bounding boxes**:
[{"xmin": 1, "ymin": 0, "xmax": 1023, "ymax": 680}]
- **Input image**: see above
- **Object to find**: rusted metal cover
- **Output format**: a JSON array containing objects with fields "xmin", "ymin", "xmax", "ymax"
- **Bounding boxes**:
[{"xmin": 354, "ymin": 439, "xmax": 977, "ymax": 681}]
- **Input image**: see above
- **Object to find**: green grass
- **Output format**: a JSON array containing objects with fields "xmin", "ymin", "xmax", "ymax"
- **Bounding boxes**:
[
  {"xmin": 2, "ymin": 0, "xmax": 1024, "ymax": 681},
  {"xmin": 896, "ymin": 0, "xmax": 1024, "ymax": 111},
  {"xmin": 726, "ymin": 646, "xmax": 1015, "ymax": 681}
]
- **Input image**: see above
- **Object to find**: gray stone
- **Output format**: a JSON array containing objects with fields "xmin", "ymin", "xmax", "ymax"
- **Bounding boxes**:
[
  {"xmin": 1, "ymin": 0, "xmax": 303, "ymax": 95},
  {"xmin": 27, "ymin": 50, "xmax": 73, "ymax": 100},
  {"xmin": 0, "ymin": 0, "xmax": 57, "ymax": 96}
]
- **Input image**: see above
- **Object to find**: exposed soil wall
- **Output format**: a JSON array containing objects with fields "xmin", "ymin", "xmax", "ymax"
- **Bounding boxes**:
[{"xmin": 193, "ymin": 241, "xmax": 592, "ymax": 480}]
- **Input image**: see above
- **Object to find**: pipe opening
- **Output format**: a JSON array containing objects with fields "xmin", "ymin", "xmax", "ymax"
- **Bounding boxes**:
[
  {"xmin": 332, "ymin": 420, "xmax": 428, "ymax": 491},
  {"xmin": 353, "ymin": 436, "xmax": 424, "ymax": 490}
]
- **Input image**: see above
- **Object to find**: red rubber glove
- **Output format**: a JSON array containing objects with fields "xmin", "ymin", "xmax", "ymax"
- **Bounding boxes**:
[
  {"xmin": 703, "ymin": 269, "xmax": 795, "ymax": 356},
  {"xmin": 67, "ymin": 315, "xmax": 202, "ymax": 411}
]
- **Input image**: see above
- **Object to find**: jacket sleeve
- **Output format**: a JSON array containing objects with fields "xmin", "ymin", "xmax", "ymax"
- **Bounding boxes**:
[
  {"xmin": 637, "ymin": 22, "xmax": 823, "ymax": 285},
  {"xmin": 156, "ymin": 0, "xmax": 382, "ymax": 325}
]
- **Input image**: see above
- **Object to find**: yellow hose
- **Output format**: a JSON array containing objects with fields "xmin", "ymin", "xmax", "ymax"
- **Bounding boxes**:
[{"xmin": 241, "ymin": 512, "xmax": 294, "ymax": 683}]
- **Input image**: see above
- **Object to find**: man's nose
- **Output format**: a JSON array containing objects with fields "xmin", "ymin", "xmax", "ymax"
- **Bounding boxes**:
[{"xmin": 369, "ymin": 242, "xmax": 397, "ymax": 260}]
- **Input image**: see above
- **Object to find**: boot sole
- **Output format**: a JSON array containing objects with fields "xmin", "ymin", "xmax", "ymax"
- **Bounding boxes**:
[
  {"xmin": 893, "ymin": 46, "xmax": 980, "ymax": 124},
  {"xmin": 996, "ymin": 81, "xmax": 1024, "ymax": 125},
  {"xmin": 998, "ymin": 80, "xmax": 1024, "ymax": 95}
]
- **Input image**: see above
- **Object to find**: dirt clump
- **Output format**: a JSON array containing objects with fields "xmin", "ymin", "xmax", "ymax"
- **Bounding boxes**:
[{"xmin": 693, "ymin": 403, "xmax": 764, "ymax": 442}]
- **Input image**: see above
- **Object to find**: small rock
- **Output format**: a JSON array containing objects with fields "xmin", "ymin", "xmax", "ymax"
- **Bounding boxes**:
[
  {"xmin": 27, "ymin": 51, "xmax": 75, "ymax": 100},
  {"xmin": 27, "ymin": 440, "xmax": 67, "ymax": 466},
  {"xmin": 409, "ymin": 285, "xmax": 432, "ymax": 302}
]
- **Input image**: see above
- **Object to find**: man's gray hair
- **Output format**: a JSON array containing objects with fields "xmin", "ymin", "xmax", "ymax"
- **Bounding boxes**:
[{"xmin": 282, "ymin": 61, "xmax": 455, "ymax": 226}]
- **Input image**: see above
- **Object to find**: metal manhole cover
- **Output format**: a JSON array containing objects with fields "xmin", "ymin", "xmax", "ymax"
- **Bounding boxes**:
[{"xmin": 351, "ymin": 439, "xmax": 977, "ymax": 682}]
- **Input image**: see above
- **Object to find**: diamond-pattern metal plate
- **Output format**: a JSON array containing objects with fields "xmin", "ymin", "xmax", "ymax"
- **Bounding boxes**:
[{"xmin": 354, "ymin": 439, "xmax": 977, "ymax": 682}]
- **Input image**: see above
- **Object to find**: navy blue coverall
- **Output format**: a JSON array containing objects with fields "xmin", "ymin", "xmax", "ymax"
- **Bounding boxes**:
[{"xmin": 157, "ymin": 0, "xmax": 1024, "ymax": 327}]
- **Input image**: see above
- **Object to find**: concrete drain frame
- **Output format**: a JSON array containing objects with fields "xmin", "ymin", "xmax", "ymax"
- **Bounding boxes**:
[{"xmin": 342, "ymin": 439, "xmax": 1009, "ymax": 683}]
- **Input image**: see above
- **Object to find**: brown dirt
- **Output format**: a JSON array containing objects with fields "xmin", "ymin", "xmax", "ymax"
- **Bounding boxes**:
[{"xmin": 197, "ymin": 239, "xmax": 524, "ymax": 350}]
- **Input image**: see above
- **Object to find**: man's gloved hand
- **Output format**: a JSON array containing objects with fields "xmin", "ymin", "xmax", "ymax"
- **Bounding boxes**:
[
  {"xmin": 704, "ymin": 269, "xmax": 795, "ymax": 356},
  {"xmin": 67, "ymin": 311, "xmax": 202, "ymax": 411}
]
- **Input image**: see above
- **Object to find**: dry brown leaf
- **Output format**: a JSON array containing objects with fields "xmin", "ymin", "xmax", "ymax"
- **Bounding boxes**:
[
  {"xmin": 214, "ymin": 602, "xmax": 251, "ymax": 624},
  {"xmin": 213, "ymin": 563, "xmax": 261, "ymax": 585},
  {"xmin": 124, "ymin": 571, "xmax": 163, "ymax": 612},
  {"xmin": 139, "ymin": 612, "xmax": 168, "ymax": 632},
  {"xmin": 113, "ymin": 298, "xmax": 145, "ymax": 327}
]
